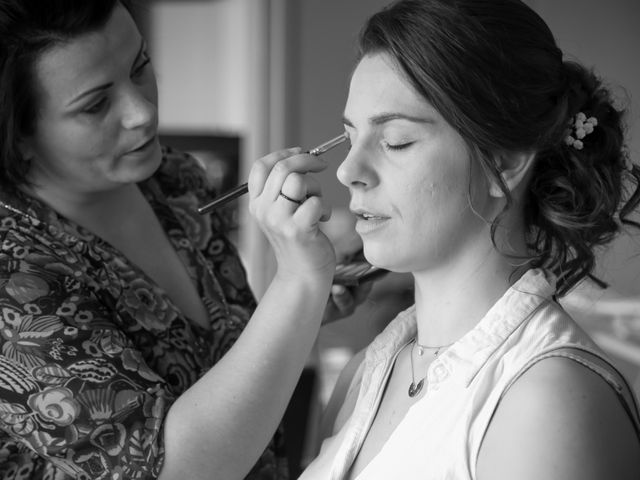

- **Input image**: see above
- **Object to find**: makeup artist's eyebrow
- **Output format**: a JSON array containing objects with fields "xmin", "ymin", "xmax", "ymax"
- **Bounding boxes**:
[
  {"xmin": 132, "ymin": 39, "xmax": 148, "ymax": 69},
  {"xmin": 342, "ymin": 112, "xmax": 433, "ymax": 127},
  {"xmin": 67, "ymin": 39, "xmax": 146, "ymax": 108},
  {"xmin": 67, "ymin": 82, "xmax": 113, "ymax": 108}
]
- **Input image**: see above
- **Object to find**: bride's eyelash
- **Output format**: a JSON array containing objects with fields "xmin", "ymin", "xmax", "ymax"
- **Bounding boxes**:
[{"xmin": 383, "ymin": 141, "xmax": 413, "ymax": 151}]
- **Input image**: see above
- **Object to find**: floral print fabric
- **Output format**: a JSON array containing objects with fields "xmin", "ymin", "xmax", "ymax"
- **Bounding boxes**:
[{"xmin": 0, "ymin": 147, "xmax": 288, "ymax": 479}]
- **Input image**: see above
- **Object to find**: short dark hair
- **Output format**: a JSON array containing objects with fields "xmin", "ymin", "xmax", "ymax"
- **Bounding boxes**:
[
  {"xmin": 359, "ymin": 0, "xmax": 640, "ymax": 295},
  {"xmin": 0, "ymin": 0, "xmax": 134, "ymax": 190}
]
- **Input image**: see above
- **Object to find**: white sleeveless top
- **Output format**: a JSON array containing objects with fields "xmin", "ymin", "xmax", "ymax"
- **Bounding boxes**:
[{"xmin": 301, "ymin": 269, "xmax": 640, "ymax": 480}]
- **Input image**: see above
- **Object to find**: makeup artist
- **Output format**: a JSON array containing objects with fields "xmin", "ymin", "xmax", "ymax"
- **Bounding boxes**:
[{"xmin": 0, "ymin": 1, "xmax": 360, "ymax": 479}]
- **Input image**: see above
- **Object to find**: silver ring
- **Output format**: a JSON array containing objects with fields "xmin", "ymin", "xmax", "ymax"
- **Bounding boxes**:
[{"xmin": 278, "ymin": 192, "xmax": 304, "ymax": 205}]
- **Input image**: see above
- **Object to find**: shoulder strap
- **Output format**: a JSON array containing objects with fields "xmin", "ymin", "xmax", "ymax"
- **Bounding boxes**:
[{"xmin": 505, "ymin": 346, "xmax": 640, "ymax": 437}]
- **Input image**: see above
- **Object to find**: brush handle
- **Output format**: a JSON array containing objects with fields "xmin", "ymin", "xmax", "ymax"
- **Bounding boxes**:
[{"xmin": 197, "ymin": 183, "xmax": 248, "ymax": 214}]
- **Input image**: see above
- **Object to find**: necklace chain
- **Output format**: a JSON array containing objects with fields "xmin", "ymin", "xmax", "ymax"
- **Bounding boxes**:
[
  {"xmin": 408, "ymin": 337, "xmax": 454, "ymax": 397},
  {"xmin": 0, "ymin": 200, "xmax": 40, "ymax": 225},
  {"xmin": 415, "ymin": 337, "xmax": 454, "ymax": 357}
]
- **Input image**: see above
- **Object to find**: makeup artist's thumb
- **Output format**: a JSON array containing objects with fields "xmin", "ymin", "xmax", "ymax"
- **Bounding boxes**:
[{"xmin": 330, "ymin": 284, "xmax": 354, "ymax": 313}]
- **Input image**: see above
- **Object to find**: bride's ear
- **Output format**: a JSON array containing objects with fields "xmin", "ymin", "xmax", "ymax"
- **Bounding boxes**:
[{"xmin": 488, "ymin": 151, "xmax": 536, "ymax": 198}]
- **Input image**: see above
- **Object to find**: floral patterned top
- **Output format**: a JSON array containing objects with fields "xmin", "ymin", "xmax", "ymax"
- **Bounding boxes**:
[{"xmin": 0, "ymin": 147, "xmax": 288, "ymax": 479}]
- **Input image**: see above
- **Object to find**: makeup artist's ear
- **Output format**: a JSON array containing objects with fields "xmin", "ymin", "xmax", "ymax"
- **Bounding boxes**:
[
  {"xmin": 488, "ymin": 150, "xmax": 536, "ymax": 197},
  {"xmin": 17, "ymin": 137, "xmax": 36, "ymax": 162}
]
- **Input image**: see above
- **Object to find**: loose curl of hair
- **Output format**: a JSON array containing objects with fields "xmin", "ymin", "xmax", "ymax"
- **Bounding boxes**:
[
  {"xmin": 358, "ymin": 0, "xmax": 640, "ymax": 296},
  {"xmin": 0, "ymin": 0, "xmax": 134, "ymax": 191}
]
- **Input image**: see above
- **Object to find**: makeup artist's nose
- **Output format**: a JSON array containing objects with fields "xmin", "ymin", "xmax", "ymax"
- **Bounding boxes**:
[
  {"xmin": 337, "ymin": 143, "xmax": 377, "ymax": 189},
  {"xmin": 121, "ymin": 87, "xmax": 157, "ymax": 131}
]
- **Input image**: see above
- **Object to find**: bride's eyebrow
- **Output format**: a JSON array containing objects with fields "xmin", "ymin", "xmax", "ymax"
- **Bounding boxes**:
[{"xmin": 342, "ymin": 112, "xmax": 433, "ymax": 127}]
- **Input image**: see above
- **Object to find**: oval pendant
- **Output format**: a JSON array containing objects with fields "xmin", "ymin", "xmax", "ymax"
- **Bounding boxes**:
[{"xmin": 408, "ymin": 379, "xmax": 424, "ymax": 397}]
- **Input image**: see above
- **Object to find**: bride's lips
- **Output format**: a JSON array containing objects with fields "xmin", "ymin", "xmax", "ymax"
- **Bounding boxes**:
[
  {"xmin": 351, "ymin": 207, "xmax": 391, "ymax": 234},
  {"xmin": 351, "ymin": 207, "xmax": 390, "ymax": 220}
]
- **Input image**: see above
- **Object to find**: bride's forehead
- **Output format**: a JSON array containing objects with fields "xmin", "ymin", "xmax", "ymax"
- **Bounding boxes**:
[{"xmin": 346, "ymin": 56, "xmax": 435, "ymax": 121}]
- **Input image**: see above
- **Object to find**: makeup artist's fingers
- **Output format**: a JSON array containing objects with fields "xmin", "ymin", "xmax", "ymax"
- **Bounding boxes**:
[
  {"xmin": 321, "ymin": 281, "xmax": 374, "ymax": 325},
  {"xmin": 292, "ymin": 177, "xmax": 331, "ymax": 222},
  {"xmin": 276, "ymin": 176, "xmax": 330, "ymax": 224},
  {"xmin": 245, "ymin": 146, "xmax": 339, "ymax": 287},
  {"xmin": 251, "ymin": 177, "xmax": 335, "ymax": 281},
  {"xmin": 279, "ymin": 174, "xmax": 322, "ymax": 205},
  {"xmin": 248, "ymin": 147, "xmax": 302, "ymax": 200},
  {"xmin": 260, "ymin": 152, "xmax": 328, "ymax": 202},
  {"xmin": 292, "ymin": 194, "xmax": 332, "ymax": 224},
  {"xmin": 279, "ymin": 173, "xmax": 307, "ymax": 203}
]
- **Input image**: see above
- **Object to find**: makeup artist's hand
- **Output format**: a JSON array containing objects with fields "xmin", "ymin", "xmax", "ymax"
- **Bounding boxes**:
[
  {"xmin": 248, "ymin": 147, "xmax": 336, "ymax": 283},
  {"xmin": 319, "ymin": 207, "xmax": 372, "ymax": 324},
  {"xmin": 322, "ymin": 281, "xmax": 373, "ymax": 325}
]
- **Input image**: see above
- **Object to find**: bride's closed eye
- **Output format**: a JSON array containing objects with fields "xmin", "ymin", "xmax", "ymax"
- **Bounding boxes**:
[{"xmin": 382, "ymin": 140, "xmax": 414, "ymax": 151}]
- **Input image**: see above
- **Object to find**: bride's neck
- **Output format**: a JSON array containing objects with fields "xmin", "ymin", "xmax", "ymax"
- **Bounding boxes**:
[{"xmin": 412, "ymin": 250, "xmax": 525, "ymax": 346}]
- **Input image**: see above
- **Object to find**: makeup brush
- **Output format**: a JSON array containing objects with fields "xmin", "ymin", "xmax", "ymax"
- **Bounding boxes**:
[{"xmin": 197, "ymin": 133, "xmax": 348, "ymax": 214}]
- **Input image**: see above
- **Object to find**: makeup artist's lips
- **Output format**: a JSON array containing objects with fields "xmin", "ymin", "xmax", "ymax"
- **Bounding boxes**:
[{"xmin": 127, "ymin": 135, "xmax": 157, "ymax": 154}]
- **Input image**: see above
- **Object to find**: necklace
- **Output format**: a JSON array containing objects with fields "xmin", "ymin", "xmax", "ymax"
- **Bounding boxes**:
[
  {"xmin": 415, "ymin": 337, "xmax": 453, "ymax": 357},
  {"xmin": 408, "ymin": 337, "xmax": 454, "ymax": 397}
]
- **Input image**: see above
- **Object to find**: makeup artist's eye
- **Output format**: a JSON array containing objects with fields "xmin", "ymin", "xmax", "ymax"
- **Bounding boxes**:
[
  {"xmin": 132, "ymin": 51, "xmax": 152, "ymax": 79},
  {"xmin": 83, "ymin": 97, "xmax": 109, "ymax": 115}
]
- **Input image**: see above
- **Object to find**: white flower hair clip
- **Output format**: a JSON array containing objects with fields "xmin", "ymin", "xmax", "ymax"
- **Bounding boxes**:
[{"xmin": 564, "ymin": 112, "xmax": 598, "ymax": 150}]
